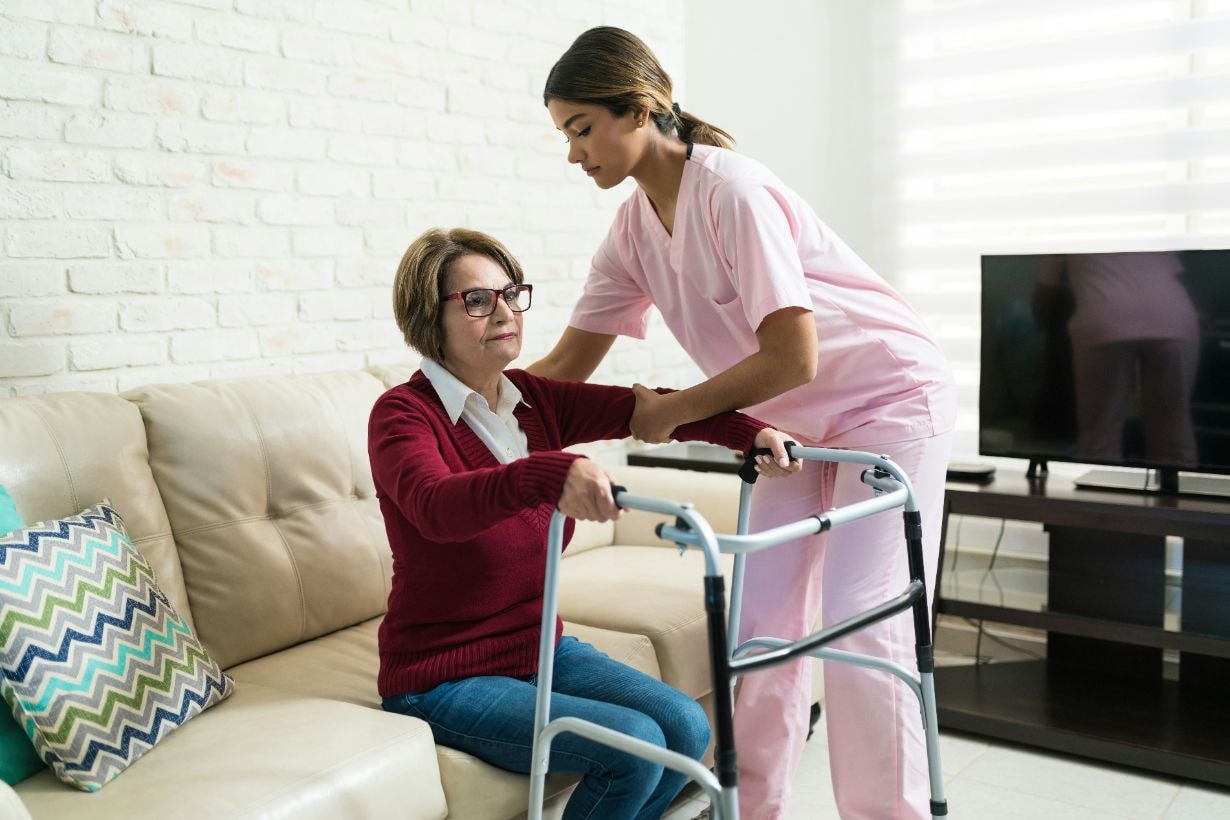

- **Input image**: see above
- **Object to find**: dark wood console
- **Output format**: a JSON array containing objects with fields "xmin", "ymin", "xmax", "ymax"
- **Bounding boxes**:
[
  {"xmin": 626, "ymin": 441, "xmax": 743, "ymax": 474},
  {"xmin": 938, "ymin": 471, "xmax": 1230, "ymax": 786}
]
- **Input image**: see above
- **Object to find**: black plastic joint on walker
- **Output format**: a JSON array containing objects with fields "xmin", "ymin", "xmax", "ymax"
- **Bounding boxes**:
[
  {"xmin": 813, "ymin": 514, "xmax": 831, "ymax": 533},
  {"xmin": 702, "ymin": 576, "xmax": 739, "ymax": 788},
  {"xmin": 715, "ymin": 748, "xmax": 739, "ymax": 788},
  {"xmin": 931, "ymin": 799, "xmax": 949, "ymax": 816},
  {"xmin": 903, "ymin": 509, "xmax": 923, "ymax": 540},
  {"xmin": 916, "ymin": 643, "xmax": 935, "ymax": 674},
  {"xmin": 654, "ymin": 517, "xmax": 691, "ymax": 540}
]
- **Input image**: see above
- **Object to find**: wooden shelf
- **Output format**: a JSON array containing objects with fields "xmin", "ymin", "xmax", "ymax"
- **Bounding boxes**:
[
  {"xmin": 940, "ymin": 471, "xmax": 1230, "ymax": 786},
  {"xmin": 936, "ymin": 660, "xmax": 1230, "ymax": 786}
]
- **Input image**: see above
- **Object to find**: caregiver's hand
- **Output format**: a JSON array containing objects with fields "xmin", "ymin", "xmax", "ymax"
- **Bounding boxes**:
[
  {"xmin": 630, "ymin": 383, "xmax": 679, "ymax": 444},
  {"xmin": 558, "ymin": 458, "xmax": 624, "ymax": 522},
  {"xmin": 751, "ymin": 428, "xmax": 803, "ymax": 478}
]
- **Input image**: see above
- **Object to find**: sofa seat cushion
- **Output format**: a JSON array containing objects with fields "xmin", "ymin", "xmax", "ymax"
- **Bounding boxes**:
[
  {"xmin": 435, "ymin": 747, "xmax": 577, "ymax": 820},
  {"xmin": 227, "ymin": 618, "xmax": 658, "ymax": 716},
  {"xmin": 225, "ymin": 619, "xmax": 659, "ymax": 713},
  {"xmin": 229, "ymin": 618, "xmax": 654, "ymax": 819},
  {"xmin": 557, "ymin": 545, "xmax": 734, "ymax": 700},
  {"xmin": 14, "ymin": 683, "xmax": 445, "ymax": 820},
  {"xmin": 227, "ymin": 618, "xmax": 384, "ymax": 709}
]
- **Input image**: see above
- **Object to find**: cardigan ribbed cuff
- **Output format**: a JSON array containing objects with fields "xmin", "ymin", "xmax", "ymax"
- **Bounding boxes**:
[
  {"xmin": 725, "ymin": 412, "xmax": 769, "ymax": 454},
  {"xmin": 676, "ymin": 409, "xmax": 767, "ymax": 456},
  {"xmin": 516, "ymin": 450, "xmax": 583, "ymax": 508}
]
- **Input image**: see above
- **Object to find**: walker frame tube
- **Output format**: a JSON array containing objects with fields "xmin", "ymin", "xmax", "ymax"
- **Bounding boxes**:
[
  {"xmin": 528, "ymin": 494, "xmax": 734, "ymax": 820},
  {"xmin": 722, "ymin": 445, "xmax": 947, "ymax": 818},
  {"xmin": 528, "ymin": 445, "xmax": 948, "ymax": 820}
]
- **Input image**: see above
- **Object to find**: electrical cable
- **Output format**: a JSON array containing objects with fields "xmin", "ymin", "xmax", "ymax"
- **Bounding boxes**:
[
  {"xmin": 963, "ymin": 616, "xmax": 1044, "ymax": 661},
  {"xmin": 974, "ymin": 518, "xmax": 1007, "ymax": 664},
  {"xmin": 949, "ymin": 514, "xmax": 964, "ymax": 599},
  {"xmin": 950, "ymin": 516, "xmax": 1044, "ymax": 664}
]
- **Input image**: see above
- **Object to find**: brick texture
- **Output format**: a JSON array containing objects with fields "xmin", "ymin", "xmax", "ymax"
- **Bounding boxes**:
[{"xmin": 0, "ymin": 2, "xmax": 696, "ymax": 397}]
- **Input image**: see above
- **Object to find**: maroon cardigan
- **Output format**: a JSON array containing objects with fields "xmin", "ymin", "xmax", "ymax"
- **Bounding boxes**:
[{"xmin": 368, "ymin": 369, "xmax": 766, "ymax": 697}]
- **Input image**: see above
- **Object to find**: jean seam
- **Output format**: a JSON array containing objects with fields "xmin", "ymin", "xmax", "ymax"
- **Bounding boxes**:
[{"xmin": 574, "ymin": 774, "xmax": 613, "ymax": 820}]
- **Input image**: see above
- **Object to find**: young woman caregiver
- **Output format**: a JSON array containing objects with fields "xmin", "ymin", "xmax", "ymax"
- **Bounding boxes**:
[{"xmin": 529, "ymin": 26, "xmax": 957, "ymax": 820}]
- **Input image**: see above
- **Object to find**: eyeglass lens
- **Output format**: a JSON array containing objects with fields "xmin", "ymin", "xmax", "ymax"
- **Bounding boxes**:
[{"xmin": 462, "ymin": 285, "xmax": 530, "ymax": 316}]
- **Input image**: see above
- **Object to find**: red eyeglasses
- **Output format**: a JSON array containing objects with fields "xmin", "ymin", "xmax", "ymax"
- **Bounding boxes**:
[{"xmin": 444, "ymin": 284, "xmax": 533, "ymax": 317}]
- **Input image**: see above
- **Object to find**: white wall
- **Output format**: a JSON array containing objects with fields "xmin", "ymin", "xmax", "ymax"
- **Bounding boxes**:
[
  {"xmin": 0, "ymin": 1, "xmax": 693, "ymax": 397},
  {"xmin": 684, "ymin": 0, "xmax": 877, "ymax": 268}
]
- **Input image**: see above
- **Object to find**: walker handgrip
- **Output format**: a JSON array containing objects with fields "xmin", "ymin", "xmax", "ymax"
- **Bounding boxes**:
[
  {"xmin": 738, "ymin": 441, "xmax": 798, "ymax": 485},
  {"xmin": 610, "ymin": 483, "xmax": 627, "ymax": 509}
]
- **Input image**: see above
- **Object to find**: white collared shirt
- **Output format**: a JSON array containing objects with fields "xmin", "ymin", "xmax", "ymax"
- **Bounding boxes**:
[{"xmin": 420, "ymin": 358, "xmax": 530, "ymax": 464}]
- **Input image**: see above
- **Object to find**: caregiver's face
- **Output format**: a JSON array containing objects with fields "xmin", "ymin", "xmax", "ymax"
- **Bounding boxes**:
[{"xmin": 548, "ymin": 98, "xmax": 644, "ymax": 190}]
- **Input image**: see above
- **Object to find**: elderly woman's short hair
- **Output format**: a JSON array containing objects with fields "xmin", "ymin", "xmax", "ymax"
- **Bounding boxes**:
[{"xmin": 392, "ymin": 227, "xmax": 525, "ymax": 362}]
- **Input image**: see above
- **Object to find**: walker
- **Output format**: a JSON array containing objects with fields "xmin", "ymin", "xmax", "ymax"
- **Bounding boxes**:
[{"xmin": 528, "ymin": 444, "xmax": 949, "ymax": 819}]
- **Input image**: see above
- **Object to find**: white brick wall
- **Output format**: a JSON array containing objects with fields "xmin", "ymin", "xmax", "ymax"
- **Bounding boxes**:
[{"xmin": 1, "ymin": 0, "xmax": 700, "ymax": 397}]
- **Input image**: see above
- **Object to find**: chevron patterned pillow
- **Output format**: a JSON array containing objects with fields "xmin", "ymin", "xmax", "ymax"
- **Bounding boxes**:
[{"xmin": 0, "ymin": 501, "xmax": 234, "ymax": 791}]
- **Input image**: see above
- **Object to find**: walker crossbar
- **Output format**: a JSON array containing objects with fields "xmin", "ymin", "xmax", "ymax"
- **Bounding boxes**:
[
  {"xmin": 735, "ymin": 638, "xmax": 925, "ymax": 700},
  {"xmin": 527, "ymin": 446, "xmax": 948, "ymax": 820},
  {"xmin": 728, "ymin": 580, "xmax": 925, "ymax": 676},
  {"xmin": 537, "ymin": 716, "xmax": 722, "ymax": 793}
]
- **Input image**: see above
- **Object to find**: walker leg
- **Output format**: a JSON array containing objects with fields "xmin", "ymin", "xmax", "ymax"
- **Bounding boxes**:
[
  {"xmin": 921, "ymin": 670, "xmax": 948, "ymax": 817},
  {"xmin": 705, "ymin": 575, "xmax": 739, "ymax": 796},
  {"xmin": 714, "ymin": 785, "xmax": 739, "ymax": 820},
  {"xmin": 903, "ymin": 507, "xmax": 948, "ymax": 817}
]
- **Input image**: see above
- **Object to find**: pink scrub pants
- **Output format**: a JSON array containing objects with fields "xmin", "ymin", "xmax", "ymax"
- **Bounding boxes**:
[{"xmin": 734, "ymin": 431, "xmax": 952, "ymax": 820}]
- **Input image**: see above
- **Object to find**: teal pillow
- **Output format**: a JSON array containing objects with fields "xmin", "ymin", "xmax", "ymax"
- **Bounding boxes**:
[
  {"xmin": 0, "ymin": 486, "xmax": 45, "ymax": 786},
  {"xmin": 0, "ymin": 486, "xmax": 21, "ymax": 537},
  {"xmin": 1, "ymin": 701, "xmax": 44, "ymax": 786}
]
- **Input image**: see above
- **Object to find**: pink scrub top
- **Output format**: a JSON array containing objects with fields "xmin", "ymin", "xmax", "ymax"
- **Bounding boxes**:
[{"xmin": 570, "ymin": 143, "xmax": 956, "ymax": 448}]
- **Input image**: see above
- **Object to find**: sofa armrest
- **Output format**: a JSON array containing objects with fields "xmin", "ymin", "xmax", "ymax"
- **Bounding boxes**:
[{"xmin": 0, "ymin": 780, "xmax": 33, "ymax": 820}]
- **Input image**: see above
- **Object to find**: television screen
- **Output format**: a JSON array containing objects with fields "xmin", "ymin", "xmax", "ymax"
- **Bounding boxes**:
[{"xmin": 979, "ymin": 250, "xmax": 1230, "ymax": 480}]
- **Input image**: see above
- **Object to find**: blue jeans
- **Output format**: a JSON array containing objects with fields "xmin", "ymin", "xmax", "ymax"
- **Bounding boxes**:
[{"xmin": 382, "ymin": 637, "xmax": 710, "ymax": 820}]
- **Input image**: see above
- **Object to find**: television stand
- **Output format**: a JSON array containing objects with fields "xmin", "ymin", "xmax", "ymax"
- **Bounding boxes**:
[
  {"xmin": 1025, "ymin": 458, "xmax": 1048, "ymax": 480},
  {"xmin": 937, "ymin": 472, "xmax": 1230, "ymax": 785},
  {"xmin": 1074, "ymin": 468, "xmax": 1230, "ymax": 499}
]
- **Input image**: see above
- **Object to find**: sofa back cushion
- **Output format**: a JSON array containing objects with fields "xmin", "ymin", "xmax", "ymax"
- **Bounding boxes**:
[
  {"xmin": 610, "ymin": 465, "xmax": 741, "ymax": 546},
  {"xmin": 0, "ymin": 393, "xmax": 192, "ymax": 626},
  {"xmin": 124, "ymin": 372, "xmax": 391, "ymax": 669},
  {"xmin": 365, "ymin": 362, "xmax": 417, "ymax": 389}
]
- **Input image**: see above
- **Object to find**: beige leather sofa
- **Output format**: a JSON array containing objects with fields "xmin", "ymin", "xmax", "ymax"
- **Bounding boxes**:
[{"xmin": 0, "ymin": 367, "xmax": 758, "ymax": 820}]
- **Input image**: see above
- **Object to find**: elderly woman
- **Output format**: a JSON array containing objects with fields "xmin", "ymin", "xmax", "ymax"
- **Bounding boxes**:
[{"xmin": 369, "ymin": 227, "xmax": 798, "ymax": 820}]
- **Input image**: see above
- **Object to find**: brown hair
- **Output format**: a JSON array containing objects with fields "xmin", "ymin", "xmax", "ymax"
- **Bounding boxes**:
[
  {"xmin": 543, "ymin": 26, "xmax": 734, "ymax": 149},
  {"xmin": 392, "ymin": 227, "xmax": 525, "ymax": 363}
]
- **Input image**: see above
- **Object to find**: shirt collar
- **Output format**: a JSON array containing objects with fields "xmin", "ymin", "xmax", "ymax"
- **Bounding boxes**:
[{"xmin": 419, "ymin": 358, "xmax": 526, "ymax": 425}]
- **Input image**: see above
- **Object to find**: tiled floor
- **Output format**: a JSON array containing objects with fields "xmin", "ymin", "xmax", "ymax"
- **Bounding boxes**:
[{"xmin": 662, "ymin": 710, "xmax": 1230, "ymax": 819}]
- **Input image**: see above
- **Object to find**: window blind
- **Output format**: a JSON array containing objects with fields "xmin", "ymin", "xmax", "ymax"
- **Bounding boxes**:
[{"xmin": 871, "ymin": 0, "xmax": 1230, "ymax": 457}]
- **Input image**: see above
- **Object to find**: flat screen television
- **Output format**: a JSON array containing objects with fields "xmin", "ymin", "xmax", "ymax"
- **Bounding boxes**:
[{"xmin": 979, "ymin": 249, "xmax": 1230, "ymax": 496}]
